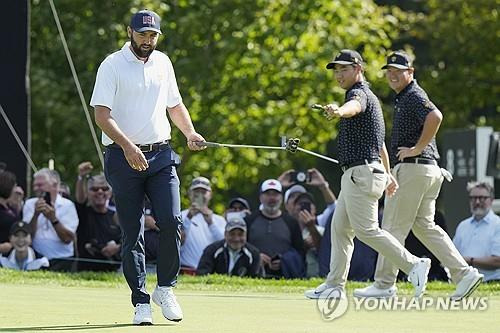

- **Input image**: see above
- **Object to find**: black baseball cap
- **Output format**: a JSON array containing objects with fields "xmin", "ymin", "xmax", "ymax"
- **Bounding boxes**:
[
  {"xmin": 326, "ymin": 49, "xmax": 364, "ymax": 69},
  {"xmin": 382, "ymin": 51, "xmax": 412, "ymax": 69},
  {"xmin": 130, "ymin": 10, "xmax": 162, "ymax": 34},
  {"xmin": 293, "ymin": 192, "xmax": 315, "ymax": 205},
  {"xmin": 10, "ymin": 221, "xmax": 31, "ymax": 235},
  {"xmin": 228, "ymin": 197, "xmax": 250, "ymax": 210}
]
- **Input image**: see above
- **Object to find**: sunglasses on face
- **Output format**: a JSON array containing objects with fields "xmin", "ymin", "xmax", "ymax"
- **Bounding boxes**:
[
  {"xmin": 469, "ymin": 196, "xmax": 490, "ymax": 202},
  {"xmin": 89, "ymin": 186, "xmax": 110, "ymax": 192}
]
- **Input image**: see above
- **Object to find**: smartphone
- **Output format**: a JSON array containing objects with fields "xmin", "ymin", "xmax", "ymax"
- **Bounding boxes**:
[
  {"xmin": 43, "ymin": 192, "xmax": 52, "ymax": 206},
  {"xmin": 271, "ymin": 254, "xmax": 281, "ymax": 262},
  {"xmin": 192, "ymin": 193, "xmax": 205, "ymax": 209},
  {"xmin": 299, "ymin": 201, "xmax": 311, "ymax": 213},
  {"xmin": 290, "ymin": 171, "xmax": 311, "ymax": 183}
]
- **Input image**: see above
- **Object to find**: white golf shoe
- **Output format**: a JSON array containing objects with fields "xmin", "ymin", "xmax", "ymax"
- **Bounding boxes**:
[
  {"xmin": 353, "ymin": 284, "xmax": 397, "ymax": 298},
  {"xmin": 304, "ymin": 283, "xmax": 346, "ymax": 299},
  {"xmin": 133, "ymin": 303, "xmax": 153, "ymax": 325},
  {"xmin": 450, "ymin": 268, "xmax": 483, "ymax": 301},
  {"xmin": 408, "ymin": 258, "xmax": 432, "ymax": 297},
  {"xmin": 152, "ymin": 286, "xmax": 183, "ymax": 322}
]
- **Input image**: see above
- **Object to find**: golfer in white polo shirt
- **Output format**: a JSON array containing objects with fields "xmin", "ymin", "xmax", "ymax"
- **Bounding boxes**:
[{"xmin": 90, "ymin": 9, "xmax": 205, "ymax": 325}]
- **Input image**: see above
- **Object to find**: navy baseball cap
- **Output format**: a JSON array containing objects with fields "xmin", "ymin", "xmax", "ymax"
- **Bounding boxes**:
[
  {"xmin": 326, "ymin": 49, "xmax": 364, "ymax": 69},
  {"xmin": 382, "ymin": 51, "xmax": 412, "ymax": 69},
  {"xmin": 10, "ymin": 221, "xmax": 31, "ymax": 235},
  {"xmin": 130, "ymin": 10, "xmax": 162, "ymax": 34}
]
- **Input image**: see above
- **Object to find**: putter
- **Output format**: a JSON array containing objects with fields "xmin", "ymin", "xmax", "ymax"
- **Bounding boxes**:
[{"xmin": 197, "ymin": 136, "xmax": 338, "ymax": 164}]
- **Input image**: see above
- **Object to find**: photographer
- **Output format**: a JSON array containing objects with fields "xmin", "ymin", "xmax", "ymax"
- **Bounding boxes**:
[
  {"xmin": 23, "ymin": 168, "xmax": 78, "ymax": 272},
  {"xmin": 180, "ymin": 177, "xmax": 226, "ymax": 271},
  {"xmin": 279, "ymin": 168, "xmax": 336, "ymax": 228},
  {"xmin": 292, "ymin": 192, "xmax": 325, "ymax": 277}
]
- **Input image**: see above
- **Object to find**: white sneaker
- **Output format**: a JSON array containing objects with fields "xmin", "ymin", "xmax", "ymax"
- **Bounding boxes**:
[
  {"xmin": 133, "ymin": 303, "xmax": 153, "ymax": 325},
  {"xmin": 450, "ymin": 268, "xmax": 483, "ymax": 301},
  {"xmin": 304, "ymin": 283, "xmax": 346, "ymax": 299},
  {"xmin": 152, "ymin": 286, "xmax": 183, "ymax": 322},
  {"xmin": 353, "ymin": 284, "xmax": 397, "ymax": 298},
  {"xmin": 408, "ymin": 258, "xmax": 431, "ymax": 297}
]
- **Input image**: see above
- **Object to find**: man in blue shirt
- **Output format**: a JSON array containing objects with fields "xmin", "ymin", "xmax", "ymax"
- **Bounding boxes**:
[{"xmin": 454, "ymin": 182, "xmax": 500, "ymax": 282}]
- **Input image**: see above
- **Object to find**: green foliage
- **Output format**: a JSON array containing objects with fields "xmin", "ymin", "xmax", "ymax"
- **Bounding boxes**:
[
  {"xmin": 31, "ymin": 0, "xmax": 405, "ymax": 210},
  {"xmin": 395, "ymin": 0, "xmax": 499, "ymax": 129}
]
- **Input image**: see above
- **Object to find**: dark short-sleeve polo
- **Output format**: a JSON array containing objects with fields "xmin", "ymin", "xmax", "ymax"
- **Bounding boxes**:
[
  {"xmin": 390, "ymin": 80, "xmax": 440, "ymax": 165},
  {"xmin": 337, "ymin": 81, "xmax": 385, "ymax": 166}
]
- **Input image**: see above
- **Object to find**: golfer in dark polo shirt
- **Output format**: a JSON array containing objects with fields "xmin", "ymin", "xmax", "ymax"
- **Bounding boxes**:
[
  {"xmin": 355, "ymin": 51, "xmax": 482, "ymax": 300},
  {"xmin": 305, "ymin": 50, "xmax": 431, "ymax": 299}
]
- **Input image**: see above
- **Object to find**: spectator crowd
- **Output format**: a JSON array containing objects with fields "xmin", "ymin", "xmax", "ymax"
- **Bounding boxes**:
[{"xmin": 1, "ymin": 162, "xmax": 499, "ymax": 284}]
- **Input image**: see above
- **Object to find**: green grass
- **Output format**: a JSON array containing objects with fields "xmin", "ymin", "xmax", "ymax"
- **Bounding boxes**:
[{"xmin": 0, "ymin": 269, "xmax": 499, "ymax": 332}]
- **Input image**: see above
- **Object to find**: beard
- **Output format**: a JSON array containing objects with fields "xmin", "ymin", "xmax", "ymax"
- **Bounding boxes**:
[
  {"xmin": 472, "ymin": 206, "xmax": 489, "ymax": 219},
  {"xmin": 262, "ymin": 201, "xmax": 281, "ymax": 215},
  {"xmin": 130, "ymin": 36, "xmax": 155, "ymax": 58}
]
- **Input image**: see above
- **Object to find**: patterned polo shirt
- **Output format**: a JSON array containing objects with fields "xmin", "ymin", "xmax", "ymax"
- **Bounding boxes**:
[
  {"xmin": 337, "ymin": 81, "xmax": 385, "ymax": 166},
  {"xmin": 390, "ymin": 80, "xmax": 440, "ymax": 166}
]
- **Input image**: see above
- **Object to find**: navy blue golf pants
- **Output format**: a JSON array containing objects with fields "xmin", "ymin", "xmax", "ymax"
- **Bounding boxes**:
[{"xmin": 104, "ymin": 145, "xmax": 182, "ymax": 306}]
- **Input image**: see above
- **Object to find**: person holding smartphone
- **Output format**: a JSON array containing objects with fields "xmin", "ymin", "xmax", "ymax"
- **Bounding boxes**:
[{"xmin": 180, "ymin": 177, "xmax": 226, "ymax": 271}]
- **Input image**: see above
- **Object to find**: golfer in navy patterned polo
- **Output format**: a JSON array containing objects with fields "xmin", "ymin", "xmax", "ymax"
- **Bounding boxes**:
[
  {"xmin": 305, "ymin": 49, "xmax": 431, "ymax": 300},
  {"xmin": 90, "ymin": 9, "xmax": 206, "ymax": 325},
  {"xmin": 355, "ymin": 51, "xmax": 483, "ymax": 300}
]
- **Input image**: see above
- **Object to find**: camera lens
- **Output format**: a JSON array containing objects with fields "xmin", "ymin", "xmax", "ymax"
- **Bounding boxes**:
[{"xmin": 296, "ymin": 172, "xmax": 306, "ymax": 182}]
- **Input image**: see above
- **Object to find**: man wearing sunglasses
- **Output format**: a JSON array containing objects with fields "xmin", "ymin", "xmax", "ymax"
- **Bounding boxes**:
[
  {"xmin": 454, "ymin": 182, "xmax": 500, "ymax": 282},
  {"xmin": 74, "ymin": 173, "xmax": 121, "ymax": 272}
]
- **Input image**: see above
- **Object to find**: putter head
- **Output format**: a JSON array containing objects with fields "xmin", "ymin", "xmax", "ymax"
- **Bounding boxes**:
[{"xmin": 286, "ymin": 138, "xmax": 300, "ymax": 153}]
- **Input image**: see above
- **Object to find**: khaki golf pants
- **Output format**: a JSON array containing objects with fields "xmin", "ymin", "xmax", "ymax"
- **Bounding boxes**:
[
  {"xmin": 374, "ymin": 163, "xmax": 470, "ymax": 289},
  {"xmin": 326, "ymin": 163, "xmax": 418, "ymax": 288}
]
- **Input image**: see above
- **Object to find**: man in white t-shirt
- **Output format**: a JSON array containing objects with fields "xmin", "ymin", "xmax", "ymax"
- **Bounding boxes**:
[
  {"xmin": 90, "ymin": 9, "xmax": 205, "ymax": 325},
  {"xmin": 23, "ymin": 168, "xmax": 79, "ymax": 272},
  {"xmin": 180, "ymin": 177, "xmax": 226, "ymax": 269}
]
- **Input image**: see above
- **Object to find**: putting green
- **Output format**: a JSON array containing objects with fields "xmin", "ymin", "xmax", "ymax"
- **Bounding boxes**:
[{"xmin": 0, "ymin": 283, "xmax": 498, "ymax": 332}]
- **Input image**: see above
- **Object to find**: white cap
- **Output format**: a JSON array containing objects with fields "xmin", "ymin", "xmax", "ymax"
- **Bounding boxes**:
[
  {"xmin": 284, "ymin": 184, "xmax": 307, "ymax": 203},
  {"xmin": 189, "ymin": 176, "xmax": 211, "ymax": 191},
  {"xmin": 260, "ymin": 179, "xmax": 282, "ymax": 193}
]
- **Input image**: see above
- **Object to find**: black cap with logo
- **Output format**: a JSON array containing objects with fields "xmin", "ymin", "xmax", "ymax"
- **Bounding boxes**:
[
  {"xmin": 326, "ymin": 49, "xmax": 364, "ymax": 69},
  {"xmin": 382, "ymin": 51, "xmax": 412, "ymax": 69}
]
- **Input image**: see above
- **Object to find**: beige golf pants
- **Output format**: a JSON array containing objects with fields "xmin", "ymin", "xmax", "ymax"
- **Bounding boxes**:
[
  {"xmin": 326, "ymin": 163, "xmax": 418, "ymax": 288},
  {"xmin": 374, "ymin": 163, "xmax": 470, "ymax": 289}
]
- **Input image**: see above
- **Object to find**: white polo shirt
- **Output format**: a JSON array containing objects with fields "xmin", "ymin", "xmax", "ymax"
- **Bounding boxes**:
[
  {"xmin": 180, "ymin": 210, "xmax": 226, "ymax": 268},
  {"xmin": 90, "ymin": 42, "xmax": 182, "ymax": 145},
  {"xmin": 23, "ymin": 195, "xmax": 79, "ymax": 260}
]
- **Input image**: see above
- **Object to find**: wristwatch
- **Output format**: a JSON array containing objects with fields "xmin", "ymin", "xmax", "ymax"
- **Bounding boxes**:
[{"xmin": 51, "ymin": 219, "xmax": 60, "ymax": 226}]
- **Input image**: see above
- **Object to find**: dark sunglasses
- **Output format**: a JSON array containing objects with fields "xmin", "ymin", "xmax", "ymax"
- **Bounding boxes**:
[
  {"xmin": 90, "ymin": 186, "xmax": 110, "ymax": 192},
  {"xmin": 469, "ymin": 196, "xmax": 490, "ymax": 202}
]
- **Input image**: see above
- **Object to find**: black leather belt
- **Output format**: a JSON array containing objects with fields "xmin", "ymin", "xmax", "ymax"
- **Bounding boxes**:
[
  {"xmin": 107, "ymin": 140, "xmax": 170, "ymax": 153},
  {"xmin": 400, "ymin": 157, "xmax": 437, "ymax": 166},
  {"xmin": 341, "ymin": 159, "xmax": 381, "ymax": 172}
]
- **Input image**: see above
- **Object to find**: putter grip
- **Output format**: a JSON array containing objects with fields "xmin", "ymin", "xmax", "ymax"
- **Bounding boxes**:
[
  {"xmin": 311, "ymin": 104, "xmax": 325, "ymax": 110},
  {"xmin": 195, "ymin": 141, "xmax": 220, "ymax": 148}
]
